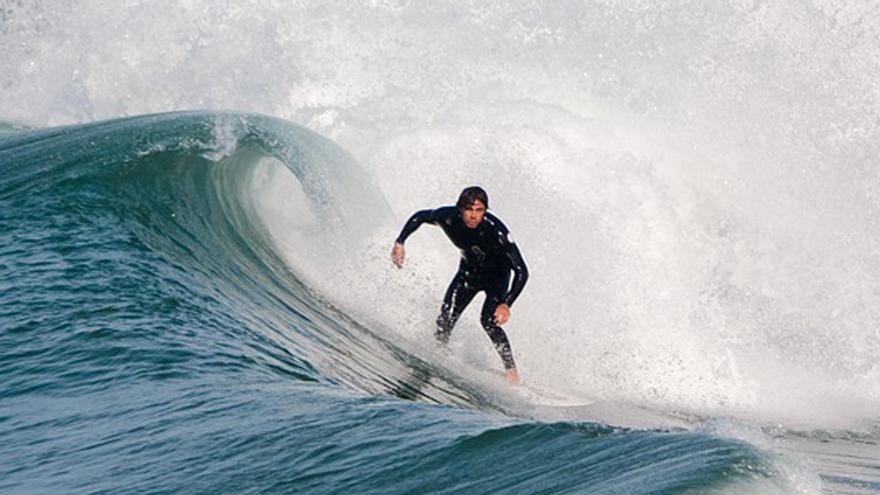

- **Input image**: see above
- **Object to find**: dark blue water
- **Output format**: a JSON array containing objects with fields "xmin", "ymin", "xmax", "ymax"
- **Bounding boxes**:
[{"xmin": 0, "ymin": 111, "xmax": 859, "ymax": 494}]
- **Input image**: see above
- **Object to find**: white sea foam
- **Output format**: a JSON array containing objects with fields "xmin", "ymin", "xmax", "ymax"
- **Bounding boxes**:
[{"xmin": 4, "ymin": 1, "xmax": 880, "ymax": 431}]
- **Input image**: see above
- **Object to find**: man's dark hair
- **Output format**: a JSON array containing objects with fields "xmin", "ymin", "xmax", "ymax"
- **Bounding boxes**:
[{"xmin": 456, "ymin": 186, "xmax": 489, "ymax": 210}]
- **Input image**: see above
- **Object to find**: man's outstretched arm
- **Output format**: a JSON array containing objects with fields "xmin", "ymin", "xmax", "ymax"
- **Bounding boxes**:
[{"xmin": 391, "ymin": 209, "xmax": 440, "ymax": 268}]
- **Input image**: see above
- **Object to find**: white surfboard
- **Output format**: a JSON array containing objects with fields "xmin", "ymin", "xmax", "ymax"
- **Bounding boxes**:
[
  {"xmin": 513, "ymin": 382, "xmax": 596, "ymax": 408},
  {"xmin": 462, "ymin": 364, "xmax": 595, "ymax": 407}
]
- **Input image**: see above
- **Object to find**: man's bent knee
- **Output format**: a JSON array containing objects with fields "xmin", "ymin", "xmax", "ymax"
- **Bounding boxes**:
[{"xmin": 480, "ymin": 312, "xmax": 497, "ymax": 330}]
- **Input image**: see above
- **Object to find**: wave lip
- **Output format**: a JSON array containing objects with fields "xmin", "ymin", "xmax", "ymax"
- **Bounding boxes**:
[{"xmin": 0, "ymin": 110, "xmax": 514, "ymax": 409}]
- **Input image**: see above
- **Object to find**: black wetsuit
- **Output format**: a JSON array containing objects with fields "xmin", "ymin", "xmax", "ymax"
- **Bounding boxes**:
[{"xmin": 395, "ymin": 206, "xmax": 529, "ymax": 370}]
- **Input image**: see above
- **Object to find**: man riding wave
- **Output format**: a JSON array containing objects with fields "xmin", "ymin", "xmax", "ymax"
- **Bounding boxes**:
[{"xmin": 392, "ymin": 186, "xmax": 528, "ymax": 384}]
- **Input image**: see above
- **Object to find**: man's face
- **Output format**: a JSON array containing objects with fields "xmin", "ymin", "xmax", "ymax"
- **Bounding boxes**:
[{"xmin": 461, "ymin": 200, "xmax": 486, "ymax": 229}]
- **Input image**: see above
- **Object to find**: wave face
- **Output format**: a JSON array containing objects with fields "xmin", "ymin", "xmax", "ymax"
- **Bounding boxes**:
[
  {"xmin": 2, "ymin": 1, "xmax": 880, "ymax": 493},
  {"xmin": 0, "ymin": 112, "xmax": 790, "ymax": 494}
]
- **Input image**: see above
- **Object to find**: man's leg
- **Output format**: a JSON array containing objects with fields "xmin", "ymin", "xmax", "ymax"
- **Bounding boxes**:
[
  {"xmin": 435, "ymin": 272, "xmax": 477, "ymax": 343},
  {"xmin": 480, "ymin": 277, "xmax": 517, "ymax": 382}
]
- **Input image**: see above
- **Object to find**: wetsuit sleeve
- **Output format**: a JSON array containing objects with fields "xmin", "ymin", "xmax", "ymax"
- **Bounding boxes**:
[
  {"xmin": 395, "ymin": 208, "xmax": 441, "ymax": 244},
  {"xmin": 502, "ymin": 237, "xmax": 529, "ymax": 307}
]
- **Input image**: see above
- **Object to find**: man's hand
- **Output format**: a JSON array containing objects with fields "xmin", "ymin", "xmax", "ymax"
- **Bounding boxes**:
[
  {"xmin": 391, "ymin": 242, "xmax": 405, "ymax": 268},
  {"xmin": 494, "ymin": 303, "xmax": 510, "ymax": 325}
]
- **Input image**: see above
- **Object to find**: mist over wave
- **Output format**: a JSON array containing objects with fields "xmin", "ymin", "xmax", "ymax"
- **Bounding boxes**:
[{"xmin": 3, "ymin": 0, "xmax": 879, "ymax": 438}]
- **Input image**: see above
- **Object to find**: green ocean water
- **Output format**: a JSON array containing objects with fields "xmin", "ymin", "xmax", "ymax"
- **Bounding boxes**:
[{"xmin": 1, "ymin": 111, "xmax": 825, "ymax": 494}]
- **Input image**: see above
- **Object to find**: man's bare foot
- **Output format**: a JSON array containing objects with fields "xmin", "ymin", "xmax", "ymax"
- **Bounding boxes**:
[{"xmin": 505, "ymin": 368, "xmax": 519, "ymax": 385}]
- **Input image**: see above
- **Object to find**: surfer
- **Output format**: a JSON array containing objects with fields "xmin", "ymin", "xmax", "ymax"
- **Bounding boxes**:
[{"xmin": 391, "ymin": 186, "xmax": 528, "ymax": 385}]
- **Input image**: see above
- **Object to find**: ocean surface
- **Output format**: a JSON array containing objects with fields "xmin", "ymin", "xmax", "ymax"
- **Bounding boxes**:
[{"xmin": 2, "ymin": 3, "xmax": 880, "ymax": 494}]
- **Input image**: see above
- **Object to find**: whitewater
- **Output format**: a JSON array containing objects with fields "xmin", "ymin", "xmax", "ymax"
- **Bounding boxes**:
[{"xmin": 1, "ymin": 2, "xmax": 879, "ymax": 493}]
